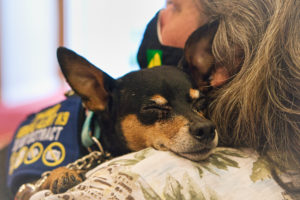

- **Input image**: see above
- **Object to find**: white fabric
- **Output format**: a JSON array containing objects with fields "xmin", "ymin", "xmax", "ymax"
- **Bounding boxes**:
[{"xmin": 30, "ymin": 147, "xmax": 294, "ymax": 200}]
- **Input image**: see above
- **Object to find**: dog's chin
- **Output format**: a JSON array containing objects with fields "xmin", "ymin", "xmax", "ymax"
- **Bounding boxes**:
[
  {"xmin": 178, "ymin": 132, "xmax": 219, "ymax": 161},
  {"xmin": 165, "ymin": 131, "xmax": 218, "ymax": 162},
  {"xmin": 176, "ymin": 147, "xmax": 214, "ymax": 161},
  {"xmin": 153, "ymin": 130, "xmax": 218, "ymax": 162},
  {"xmin": 155, "ymin": 143, "xmax": 215, "ymax": 162}
]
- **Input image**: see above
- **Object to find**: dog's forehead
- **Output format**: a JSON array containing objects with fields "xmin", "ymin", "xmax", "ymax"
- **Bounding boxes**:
[{"xmin": 117, "ymin": 66, "xmax": 193, "ymax": 97}]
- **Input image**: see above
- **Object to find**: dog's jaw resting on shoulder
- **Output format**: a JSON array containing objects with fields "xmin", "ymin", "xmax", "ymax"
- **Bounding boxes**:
[{"xmin": 120, "ymin": 114, "xmax": 218, "ymax": 161}]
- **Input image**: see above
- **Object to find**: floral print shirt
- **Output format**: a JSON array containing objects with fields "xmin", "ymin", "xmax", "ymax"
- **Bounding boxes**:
[{"xmin": 30, "ymin": 147, "xmax": 298, "ymax": 200}]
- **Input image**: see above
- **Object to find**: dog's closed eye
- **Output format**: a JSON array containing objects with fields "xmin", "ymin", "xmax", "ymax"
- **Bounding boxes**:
[
  {"xmin": 139, "ymin": 95, "xmax": 172, "ymax": 122},
  {"xmin": 141, "ymin": 102, "xmax": 172, "ymax": 121}
]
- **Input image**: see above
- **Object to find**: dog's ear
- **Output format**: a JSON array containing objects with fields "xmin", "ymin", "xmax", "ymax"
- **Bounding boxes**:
[
  {"xmin": 57, "ymin": 47, "xmax": 115, "ymax": 111},
  {"xmin": 182, "ymin": 21, "xmax": 219, "ymax": 91}
]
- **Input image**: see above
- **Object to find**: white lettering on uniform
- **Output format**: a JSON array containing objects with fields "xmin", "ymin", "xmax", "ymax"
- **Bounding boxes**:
[{"xmin": 12, "ymin": 126, "xmax": 64, "ymax": 152}]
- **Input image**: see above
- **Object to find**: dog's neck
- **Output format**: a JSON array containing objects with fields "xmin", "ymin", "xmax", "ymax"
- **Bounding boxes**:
[{"xmin": 90, "ymin": 111, "xmax": 131, "ymax": 157}]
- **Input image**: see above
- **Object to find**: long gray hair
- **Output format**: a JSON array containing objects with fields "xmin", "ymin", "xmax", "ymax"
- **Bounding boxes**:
[{"xmin": 199, "ymin": 0, "xmax": 300, "ymax": 174}]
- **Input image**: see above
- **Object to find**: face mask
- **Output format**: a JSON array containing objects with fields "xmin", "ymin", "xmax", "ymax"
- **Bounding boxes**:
[{"xmin": 137, "ymin": 11, "xmax": 184, "ymax": 69}]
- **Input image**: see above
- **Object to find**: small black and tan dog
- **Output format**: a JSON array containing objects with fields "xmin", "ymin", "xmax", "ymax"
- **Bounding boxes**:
[{"xmin": 40, "ymin": 46, "xmax": 218, "ymax": 193}]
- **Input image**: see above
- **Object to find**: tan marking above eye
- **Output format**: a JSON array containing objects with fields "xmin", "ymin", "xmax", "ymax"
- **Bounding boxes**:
[
  {"xmin": 189, "ymin": 89, "xmax": 200, "ymax": 100},
  {"xmin": 150, "ymin": 95, "xmax": 168, "ymax": 105}
]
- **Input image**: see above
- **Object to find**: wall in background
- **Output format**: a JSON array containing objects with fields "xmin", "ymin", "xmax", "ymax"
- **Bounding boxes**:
[
  {"xmin": 1, "ymin": 0, "xmax": 60, "ymax": 106},
  {"xmin": 0, "ymin": 0, "xmax": 165, "ymax": 106}
]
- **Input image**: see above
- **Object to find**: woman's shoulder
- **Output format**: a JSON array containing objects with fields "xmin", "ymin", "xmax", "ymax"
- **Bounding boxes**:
[{"xmin": 31, "ymin": 147, "xmax": 296, "ymax": 200}]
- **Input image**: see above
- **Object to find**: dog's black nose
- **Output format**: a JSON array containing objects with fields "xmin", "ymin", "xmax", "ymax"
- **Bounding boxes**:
[{"xmin": 190, "ymin": 121, "xmax": 216, "ymax": 142}]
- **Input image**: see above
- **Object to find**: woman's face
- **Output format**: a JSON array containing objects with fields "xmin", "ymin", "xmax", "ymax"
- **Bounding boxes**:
[{"xmin": 159, "ymin": 0, "xmax": 208, "ymax": 48}]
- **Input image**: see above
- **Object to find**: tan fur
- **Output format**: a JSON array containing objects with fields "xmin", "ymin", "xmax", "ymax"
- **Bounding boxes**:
[
  {"xmin": 150, "ymin": 95, "xmax": 168, "ymax": 105},
  {"xmin": 121, "ymin": 114, "xmax": 188, "ymax": 151},
  {"xmin": 189, "ymin": 89, "xmax": 200, "ymax": 100},
  {"xmin": 198, "ymin": 0, "xmax": 300, "ymax": 173},
  {"xmin": 40, "ymin": 167, "xmax": 84, "ymax": 194}
]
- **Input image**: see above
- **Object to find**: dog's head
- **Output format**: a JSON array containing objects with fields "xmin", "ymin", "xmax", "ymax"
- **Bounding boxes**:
[{"xmin": 57, "ymin": 47, "xmax": 217, "ymax": 161}]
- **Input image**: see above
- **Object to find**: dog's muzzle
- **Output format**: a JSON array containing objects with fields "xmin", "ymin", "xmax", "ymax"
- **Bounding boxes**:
[{"xmin": 189, "ymin": 121, "xmax": 216, "ymax": 143}]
